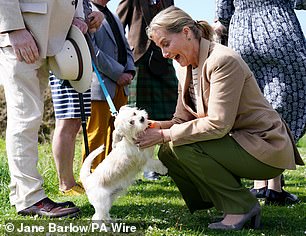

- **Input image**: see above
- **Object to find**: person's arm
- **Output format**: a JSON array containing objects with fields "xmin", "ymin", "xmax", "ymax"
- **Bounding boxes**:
[
  {"xmin": 215, "ymin": 0, "xmax": 234, "ymax": 29},
  {"xmin": 0, "ymin": 0, "xmax": 39, "ymax": 63},
  {"xmin": 116, "ymin": 0, "xmax": 133, "ymax": 28},
  {"xmin": 0, "ymin": 0, "xmax": 25, "ymax": 34},
  {"xmin": 294, "ymin": 0, "xmax": 306, "ymax": 10}
]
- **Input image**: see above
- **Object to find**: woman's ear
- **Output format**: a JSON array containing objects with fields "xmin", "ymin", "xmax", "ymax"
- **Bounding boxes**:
[{"xmin": 182, "ymin": 26, "xmax": 191, "ymax": 40}]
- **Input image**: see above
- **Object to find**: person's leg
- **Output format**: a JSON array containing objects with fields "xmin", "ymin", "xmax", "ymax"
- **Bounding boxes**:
[
  {"xmin": 159, "ymin": 135, "xmax": 283, "ymax": 214},
  {"xmin": 158, "ymin": 144, "xmax": 214, "ymax": 213},
  {"xmin": 52, "ymin": 119, "xmax": 81, "ymax": 191},
  {"xmin": 82, "ymin": 100, "xmax": 109, "ymax": 169},
  {"xmin": 1, "ymin": 48, "xmax": 48, "ymax": 211},
  {"xmin": 82, "ymin": 87, "xmax": 127, "ymax": 169}
]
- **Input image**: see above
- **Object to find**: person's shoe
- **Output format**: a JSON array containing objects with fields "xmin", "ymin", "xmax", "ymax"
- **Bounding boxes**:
[
  {"xmin": 143, "ymin": 171, "xmax": 160, "ymax": 181},
  {"xmin": 18, "ymin": 197, "xmax": 80, "ymax": 218},
  {"xmin": 60, "ymin": 183, "xmax": 85, "ymax": 196},
  {"xmin": 208, "ymin": 202, "xmax": 261, "ymax": 230},
  {"xmin": 265, "ymin": 189, "xmax": 300, "ymax": 205},
  {"xmin": 57, "ymin": 201, "xmax": 76, "ymax": 208},
  {"xmin": 250, "ymin": 186, "xmax": 267, "ymax": 198}
]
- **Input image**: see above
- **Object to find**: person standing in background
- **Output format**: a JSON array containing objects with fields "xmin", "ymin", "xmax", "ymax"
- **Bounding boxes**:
[
  {"xmin": 0, "ymin": 0, "xmax": 86, "ymax": 217},
  {"xmin": 116, "ymin": 0, "xmax": 178, "ymax": 180},
  {"xmin": 50, "ymin": 0, "xmax": 103, "ymax": 196},
  {"xmin": 81, "ymin": 0, "xmax": 135, "ymax": 170},
  {"xmin": 214, "ymin": 0, "xmax": 306, "ymax": 205}
]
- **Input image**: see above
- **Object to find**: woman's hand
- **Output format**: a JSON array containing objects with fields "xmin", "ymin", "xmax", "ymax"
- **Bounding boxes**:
[{"xmin": 135, "ymin": 128, "xmax": 165, "ymax": 149}]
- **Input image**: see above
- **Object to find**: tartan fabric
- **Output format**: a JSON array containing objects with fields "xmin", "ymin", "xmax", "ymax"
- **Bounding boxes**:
[{"xmin": 128, "ymin": 51, "xmax": 178, "ymax": 120}]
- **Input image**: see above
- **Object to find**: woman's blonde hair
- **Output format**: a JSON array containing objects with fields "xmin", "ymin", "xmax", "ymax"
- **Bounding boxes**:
[{"xmin": 146, "ymin": 6, "xmax": 214, "ymax": 41}]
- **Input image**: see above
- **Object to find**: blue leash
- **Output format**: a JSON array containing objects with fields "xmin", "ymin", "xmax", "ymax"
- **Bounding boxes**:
[{"xmin": 92, "ymin": 61, "xmax": 118, "ymax": 117}]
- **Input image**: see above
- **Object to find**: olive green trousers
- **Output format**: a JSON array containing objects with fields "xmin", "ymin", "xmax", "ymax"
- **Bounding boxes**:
[{"xmin": 158, "ymin": 135, "xmax": 284, "ymax": 214}]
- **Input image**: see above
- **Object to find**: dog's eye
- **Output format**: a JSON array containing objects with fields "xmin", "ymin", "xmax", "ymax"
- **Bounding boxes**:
[
  {"xmin": 133, "ymin": 112, "xmax": 136, "ymax": 116},
  {"xmin": 129, "ymin": 120, "xmax": 135, "ymax": 125}
]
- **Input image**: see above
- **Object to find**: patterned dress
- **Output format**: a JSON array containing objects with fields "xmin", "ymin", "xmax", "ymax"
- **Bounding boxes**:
[{"xmin": 216, "ymin": 0, "xmax": 306, "ymax": 142}]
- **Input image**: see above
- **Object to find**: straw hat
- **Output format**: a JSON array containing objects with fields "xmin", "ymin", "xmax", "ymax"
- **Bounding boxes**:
[{"xmin": 49, "ymin": 25, "xmax": 92, "ymax": 93}]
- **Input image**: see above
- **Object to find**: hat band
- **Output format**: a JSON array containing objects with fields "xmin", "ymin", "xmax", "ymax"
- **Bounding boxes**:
[{"xmin": 67, "ymin": 37, "xmax": 83, "ymax": 81}]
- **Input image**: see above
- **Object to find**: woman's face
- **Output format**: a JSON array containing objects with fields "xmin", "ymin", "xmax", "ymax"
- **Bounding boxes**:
[{"xmin": 152, "ymin": 27, "xmax": 197, "ymax": 68}]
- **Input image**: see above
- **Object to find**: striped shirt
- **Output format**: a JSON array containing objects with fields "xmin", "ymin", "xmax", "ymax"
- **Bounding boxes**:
[{"xmin": 189, "ymin": 67, "xmax": 198, "ymax": 111}]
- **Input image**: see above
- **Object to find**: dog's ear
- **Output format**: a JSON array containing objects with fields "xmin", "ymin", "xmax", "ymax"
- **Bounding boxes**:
[{"xmin": 112, "ymin": 129, "xmax": 123, "ymax": 148}]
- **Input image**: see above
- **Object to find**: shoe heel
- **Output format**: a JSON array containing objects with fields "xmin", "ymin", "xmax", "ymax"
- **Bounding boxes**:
[{"xmin": 250, "ymin": 213, "xmax": 261, "ymax": 229}]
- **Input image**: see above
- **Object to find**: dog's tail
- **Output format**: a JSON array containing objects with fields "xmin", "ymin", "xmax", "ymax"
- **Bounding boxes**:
[{"xmin": 80, "ymin": 145, "xmax": 104, "ymax": 183}]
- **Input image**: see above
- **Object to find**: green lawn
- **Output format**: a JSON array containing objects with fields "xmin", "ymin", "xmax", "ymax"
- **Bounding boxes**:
[{"xmin": 0, "ymin": 135, "xmax": 305, "ymax": 236}]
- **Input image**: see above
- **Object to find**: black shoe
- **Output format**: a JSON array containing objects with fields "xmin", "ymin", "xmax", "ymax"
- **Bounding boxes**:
[
  {"xmin": 250, "ymin": 187, "xmax": 267, "ymax": 198},
  {"xmin": 57, "ymin": 201, "xmax": 76, "ymax": 208},
  {"xmin": 281, "ymin": 174, "xmax": 285, "ymax": 187},
  {"xmin": 18, "ymin": 197, "xmax": 80, "ymax": 218},
  {"xmin": 143, "ymin": 171, "xmax": 160, "ymax": 181},
  {"xmin": 265, "ymin": 189, "xmax": 300, "ymax": 206}
]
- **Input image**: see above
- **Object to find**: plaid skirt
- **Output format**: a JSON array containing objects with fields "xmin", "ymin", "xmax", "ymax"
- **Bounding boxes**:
[
  {"xmin": 129, "ymin": 51, "xmax": 178, "ymax": 120},
  {"xmin": 49, "ymin": 75, "xmax": 91, "ymax": 119}
]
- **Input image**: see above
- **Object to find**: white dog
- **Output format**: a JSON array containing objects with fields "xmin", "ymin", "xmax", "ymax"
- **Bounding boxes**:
[{"xmin": 80, "ymin": 105, "xmax": 168, "ymax": 221}]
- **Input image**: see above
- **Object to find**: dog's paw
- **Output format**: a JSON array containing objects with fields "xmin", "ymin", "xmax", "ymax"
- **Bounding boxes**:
[{"xmin": 157, "ymin": 165, "xmax": 168, "ymax": 175}]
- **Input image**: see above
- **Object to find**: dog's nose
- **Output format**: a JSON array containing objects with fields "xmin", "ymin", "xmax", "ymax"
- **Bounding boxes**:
[{"xmin": 140, "ymin": 116, "xmax": 145, "ymax": 123}]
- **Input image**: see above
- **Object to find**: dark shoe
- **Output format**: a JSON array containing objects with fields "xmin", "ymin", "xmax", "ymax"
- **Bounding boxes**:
[
  {"xmin": 18, "ymin": 197, "xmax": 80, "ymax": 218},
  {"xmin": 143, "ymin": 171, "xmax": 160, "ymax": 181},
  {"xmin": 265, "ymin": 189, "xmax": 300, "ymax": 206},
  {"xmin": 250, "ymin": 187, "xmax": 267, "ymax": 198},
  {"xmin": 208, "ymin": 202, "xmax": 261, "ymax": 230},
  {"xmin": 57, "ymin": 201, "xmax": 76, "ymax": 208}
]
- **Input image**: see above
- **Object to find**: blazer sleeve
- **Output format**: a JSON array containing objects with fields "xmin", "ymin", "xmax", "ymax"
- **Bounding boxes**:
[
  {"xmin": 0, "ymin": 0, "xmax": 25, "ymax": 33},
  {"xmin": 116, "ymin": 0, "xmax": 133, "ymax": 28},
  {"xmin": 92, "ymin": 37, "xmax": 125, "ymax": 82}
]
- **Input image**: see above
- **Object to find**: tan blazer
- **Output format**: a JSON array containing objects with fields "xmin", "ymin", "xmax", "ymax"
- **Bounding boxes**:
[
  {"xmin": 0, "ymin": 0, "xmax": 84, "ymax": 58},
  {"xmin": 116, "ymin": 0, "xmax": 174, "ymax": 62},
  {"xmin": 161, "ymin": 38, "xmax": 303, "ymax": 170}
]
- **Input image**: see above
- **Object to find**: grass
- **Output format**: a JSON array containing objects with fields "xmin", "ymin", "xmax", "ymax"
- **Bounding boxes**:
[{"xmin": 0, "ymin": 134, "xmax": 305, "ymax": 236}]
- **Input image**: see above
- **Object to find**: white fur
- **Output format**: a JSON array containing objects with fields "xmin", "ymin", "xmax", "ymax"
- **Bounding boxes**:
[{"xmin": 80, "ymin": 105, "xmax": 168, "ymax": 221}]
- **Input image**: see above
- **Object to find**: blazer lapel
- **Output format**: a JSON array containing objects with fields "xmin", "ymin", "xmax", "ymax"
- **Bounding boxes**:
[{"xmin": 180, "ymin": 65, "xmax": 198, "ymax": 117}]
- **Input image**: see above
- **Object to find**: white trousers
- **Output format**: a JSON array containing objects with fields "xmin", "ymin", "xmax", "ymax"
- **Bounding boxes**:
[{"xmin": 0, "ymin": 47, "xmax": 49, "ymax": 211}]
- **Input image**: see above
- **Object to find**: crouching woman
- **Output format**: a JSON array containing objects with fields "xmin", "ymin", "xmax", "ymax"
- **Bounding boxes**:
[{"xmin": 135, "ymin": 6, "xmax": 304, "ymax": 230}]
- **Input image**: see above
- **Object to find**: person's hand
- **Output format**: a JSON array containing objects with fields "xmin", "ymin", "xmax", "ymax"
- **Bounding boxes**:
[
  {"xmin": 117, "ymin": 72, "xmax": 133, "ymax": 86},
  {"xmin": 87, "ymin": 11, "xmax": 104, "ymax": 33},
  {"xmin": 148, "ymin": 120, "xmax": 161, "ymax": 129},
  {"xmin": 135, "ymin": 128, "xmax": 165, "ymax": 149},
  {"xmin": 8, "ymin": 29, "xmax": 39, "ymax": 64},
  {"xmin": 72, "ymin": 17, "xmax": 88, "ymax": 34}
]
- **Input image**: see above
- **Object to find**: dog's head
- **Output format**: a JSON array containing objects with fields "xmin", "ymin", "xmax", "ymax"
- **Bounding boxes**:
[{"xmin": 112, "ymin": 105, "xmax": 149, "ymax": 147}]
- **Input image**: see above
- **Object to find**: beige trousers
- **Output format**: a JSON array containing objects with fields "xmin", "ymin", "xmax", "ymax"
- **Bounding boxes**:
[{"xmin": 0, "ymin": 47, "xmax": 49, "ymax": 211}]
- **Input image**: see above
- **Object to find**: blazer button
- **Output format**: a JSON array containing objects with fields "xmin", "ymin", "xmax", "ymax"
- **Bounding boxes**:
[{"xmin": 71, "ymin": 0, "xmax": 76, "ymax": 6}]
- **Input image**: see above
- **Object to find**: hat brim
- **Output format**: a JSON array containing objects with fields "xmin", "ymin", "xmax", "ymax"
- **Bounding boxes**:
[{"xmin": 67, "ymin": 25, "xmax": 92, "ymax": 93}]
